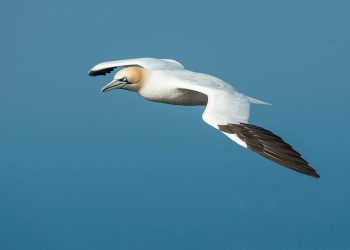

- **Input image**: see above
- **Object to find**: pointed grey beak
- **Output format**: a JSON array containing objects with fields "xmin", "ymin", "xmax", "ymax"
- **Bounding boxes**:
[{"xmin": 101, "ymin": 79, "xmax": 126, "ymax": 92}]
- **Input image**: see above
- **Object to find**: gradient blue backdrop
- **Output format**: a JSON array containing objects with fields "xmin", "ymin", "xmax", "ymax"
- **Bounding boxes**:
[{"xmin": 1, "ymin": 0, "xmax": 349, "ymax": 249}]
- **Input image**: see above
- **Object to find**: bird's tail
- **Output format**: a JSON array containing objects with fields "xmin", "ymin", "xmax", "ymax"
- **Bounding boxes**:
[{"xmin": 247, "ymin": 96, "xmax": 271, "ymax": 105}]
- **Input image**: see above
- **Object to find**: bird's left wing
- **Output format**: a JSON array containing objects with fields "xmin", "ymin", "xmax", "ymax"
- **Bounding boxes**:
[
  {"xmin": 176, "ymin": 79, "xmax": 251, "ymax": 146},
  {"xmin": 89, "ymin": 58, "xmax": 184, "ymax": 76},
  {"xmin": 177, "ymin": 80, "xmax": 319, "ymax": 178}
]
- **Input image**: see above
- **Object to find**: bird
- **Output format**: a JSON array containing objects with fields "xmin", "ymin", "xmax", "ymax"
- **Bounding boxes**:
[{"xmin": 89, "ymin": 57, "xmax": 319, "ymax": 178}]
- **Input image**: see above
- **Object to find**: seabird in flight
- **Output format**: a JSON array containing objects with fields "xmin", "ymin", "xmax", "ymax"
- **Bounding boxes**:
[{"xmin": 89, "ymin": 58, "xmax": 319, "ymax": 178}]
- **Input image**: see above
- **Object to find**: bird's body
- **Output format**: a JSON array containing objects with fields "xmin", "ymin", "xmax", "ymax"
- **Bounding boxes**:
[
  {"xmin": 139, "ymin": 69, "xmax": 227, "ymax": 106},
  {"xmin": 89, "ymin": 58, "xmax": 320, "ymax": 178}
]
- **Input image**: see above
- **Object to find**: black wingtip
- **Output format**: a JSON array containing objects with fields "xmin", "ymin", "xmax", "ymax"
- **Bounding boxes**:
[
  {"xmin": 219, "ymin": 123, "xmax": 320, "ymax": 179},
  {"xmin": 88, "ymin": 70, "xmax": 97, "ymax": 76},
  {"xmin": 312, "ymin": 172, "xmax": 320, "ymax": 179},
  {"xmin": 88, "ymin": 66, "xmax": 116, "ymax": 77}
]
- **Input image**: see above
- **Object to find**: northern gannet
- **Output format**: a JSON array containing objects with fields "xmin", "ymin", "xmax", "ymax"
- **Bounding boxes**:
[{"xmin": 89, "ymin": 58, "xmax": 319, "ymax": 178}]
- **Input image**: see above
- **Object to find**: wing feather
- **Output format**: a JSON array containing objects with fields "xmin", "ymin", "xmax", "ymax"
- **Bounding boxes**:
[
  {"xmin": 89, "ymin": 58, "xmax": 184, "ymax": 76},
  {"xmin": 218, "ymin": 123, "xmax": 320, "ymax": 178},
  {"xmin": 175, "ymin": 78, "xmax": 318, "ymax": 178}
]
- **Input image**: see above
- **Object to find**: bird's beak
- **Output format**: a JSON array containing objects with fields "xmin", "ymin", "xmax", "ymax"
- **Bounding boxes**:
[{"xmin": 101, "ymin": 79, "xmax": 126, "ymax": 92}]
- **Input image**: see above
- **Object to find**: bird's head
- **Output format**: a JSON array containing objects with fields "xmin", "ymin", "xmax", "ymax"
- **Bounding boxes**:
[{"xmin": 101, "ymin": 66, "xmax": 147, "ymax": 93}]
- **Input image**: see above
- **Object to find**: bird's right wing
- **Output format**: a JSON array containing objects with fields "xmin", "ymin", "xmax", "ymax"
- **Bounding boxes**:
[
  {"xmin": 89, "ymin": 58, "xmax": 184, "ymax": 76},
  {"xmin": 177, "ymin": 80, "xmax": 319, "ymax": 178}
]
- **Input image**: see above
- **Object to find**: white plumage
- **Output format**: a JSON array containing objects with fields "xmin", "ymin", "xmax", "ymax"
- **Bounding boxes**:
[{"xmin": 89, "ymin": 57, "xmax": 319, "ymax": 178}]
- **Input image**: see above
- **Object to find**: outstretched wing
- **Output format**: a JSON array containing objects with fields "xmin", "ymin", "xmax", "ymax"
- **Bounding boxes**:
[
  {"xmin": 218, "ymin": 123, "xmax": 320, "ymax": 178},
  {"xmin": 174, "ymin": 78, "xmax": 251, "ymax": 146},
  {"xmin": 177, "ymin": 79, "xmax": 319, "ymax": 178},
  {"xmin": 89, "ymin": 58, "xmax": 184, "ymax": 76}
]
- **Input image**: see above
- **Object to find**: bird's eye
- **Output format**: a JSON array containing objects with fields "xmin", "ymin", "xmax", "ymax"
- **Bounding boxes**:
[{"xmin": 121, "ymin": 77, "xmax": 128, "ymax": 82}]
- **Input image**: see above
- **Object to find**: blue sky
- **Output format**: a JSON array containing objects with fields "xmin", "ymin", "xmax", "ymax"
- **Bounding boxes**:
[{"xmin": 1, "ymin": 0, "xmax": 349, "ymax": 249}]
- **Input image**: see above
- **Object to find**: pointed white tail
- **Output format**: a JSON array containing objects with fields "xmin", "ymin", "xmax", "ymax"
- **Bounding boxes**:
[{"xmin": 247, "ymin": 96, "xmax": 271, "ymax": 105}]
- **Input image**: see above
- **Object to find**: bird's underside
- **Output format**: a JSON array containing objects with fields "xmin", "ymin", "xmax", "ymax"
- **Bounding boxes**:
[{"xmin": 89, "ymin": 57, "xmax": 320, "ymax": 179}]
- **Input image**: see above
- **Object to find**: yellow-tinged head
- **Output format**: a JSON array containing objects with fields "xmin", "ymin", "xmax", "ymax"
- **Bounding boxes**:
[{"xmin": 101, "ymin": 66, "xmax": 147, "ymax": 93}]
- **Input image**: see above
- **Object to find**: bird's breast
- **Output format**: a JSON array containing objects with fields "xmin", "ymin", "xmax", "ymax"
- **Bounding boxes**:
[{"xmin": 139, "ymin": 87, "xmax": 208, "ymax": 106}]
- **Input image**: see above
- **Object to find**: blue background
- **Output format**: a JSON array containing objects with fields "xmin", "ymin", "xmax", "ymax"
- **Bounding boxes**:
[{"xmin": 1, "ymin": 0, "xmax": 349, "ymax": 249}]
